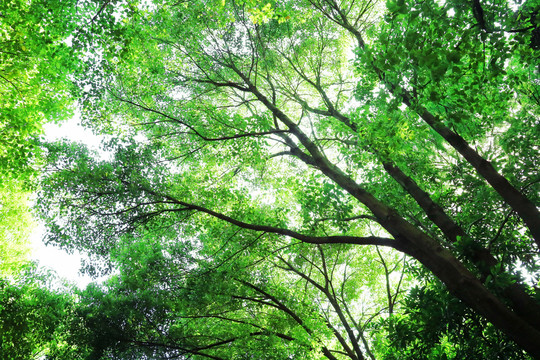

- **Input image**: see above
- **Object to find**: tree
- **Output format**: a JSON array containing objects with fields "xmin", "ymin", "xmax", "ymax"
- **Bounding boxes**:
[
  {"xmin": 68, "ymin": 232, "xmax": 407, "ymax": 360},
  {"xmin": 0, "ymin": 0, "xmax": 125, "ymax": 277},
  {"xmin": 37, "ymin": 0, "xmax": 540, "ymax": 358},
  {"xmin": 0, "ymin": 0, "xmax": 84, "ymax": 278},
  {"xmin": 0, "ymin": 3, "xmax": 142, "ymax": 358},
  {"xmin": 0, "ymin": 0, "xmax": 141, "ymax": 183},
  {"xmin": 0, "ymin": 0, "xmax": 82, "ymax": 183},
  {"xmin": 0, "ymin": 264, "xmax": 77, "ymax": 359}
]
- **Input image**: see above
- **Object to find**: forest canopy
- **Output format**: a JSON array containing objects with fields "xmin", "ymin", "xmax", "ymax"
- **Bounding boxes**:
[{"xmin": 2, "ymin": 0, "xmax": 540, "ymax": 359}]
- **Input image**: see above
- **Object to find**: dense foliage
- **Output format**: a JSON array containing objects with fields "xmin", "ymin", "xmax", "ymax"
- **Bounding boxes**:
[
  {"xmin": 68, "ymin": 236, "xmax": 406, "ymax": 360},
  {"xmin": 0, "ymin": 264, "xmax": 76, "ymax": 359},
  {"xmin": 2, "ymin": 0, "xmax": 540, "ymax": 359},
  {"xmin": 0, "ymin": 0, "xmax": 82, "ymax": 183},
  {"xmin": 0, "ymin": 179, "xmax": 35, "ymax": 276}
]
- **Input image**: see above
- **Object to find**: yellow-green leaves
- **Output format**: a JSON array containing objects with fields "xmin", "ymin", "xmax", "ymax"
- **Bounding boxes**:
[
  {"xmin": 0, "ymin": 0, "xmax": 78, "ymax": 183},
  {"xmin": 0, "ymin": 179, "xmax": 35, "ymax": 276}
]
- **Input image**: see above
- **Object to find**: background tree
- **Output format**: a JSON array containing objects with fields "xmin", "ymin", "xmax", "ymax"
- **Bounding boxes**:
[
  {"xmin": 0, "ymin": 0, "xmax": 81, "ymax": 282},
  {"xmin": 0, "ymin": 2, "xmax": 139, "ymax": 358},
  {"xmin": 0, "ymin": 0, "xmax": 129, "ymax": 278},
  {"xmin": 36, "ymin": 0, "xmax": 540, "ymax": 358},
  {"xmin": 0, "ymin": 264, "xmax": 77, "ymax": 360},
  {"xmin": 66, "ymin": 227, "xmax": 407, "ymax": 360},
  {"xmin": 0, "ymin": 0, "xmax": 82, "ymax": 183}
]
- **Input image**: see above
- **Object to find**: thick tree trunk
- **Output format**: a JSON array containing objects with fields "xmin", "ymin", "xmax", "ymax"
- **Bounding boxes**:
[
  {"xmin": 310, "ymin": 92, "xmax": 540, "ymax": 332},
  {"xmin": 239, "ymin": 69, "xmax": 540, "ymax": 358},
  {"xmin": 399, "ymin": 92, "xmax": 540, "ymax": 247},
  {"xmin": 398, "ymin": 233, "xmax": 540, "ymax": 359},
  {"xmin": 322, "ymin": 159, "xmax": 540, "ymax": 358},
  {"xmin": 382, "ymin": 161, "xmax": 540, "ymax": 331},
  {"xmin": 329, "ymin": 9, "xmax": 540, "ymax": 247}
]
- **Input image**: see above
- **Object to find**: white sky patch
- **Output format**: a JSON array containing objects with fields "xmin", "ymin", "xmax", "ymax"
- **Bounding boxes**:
[
  {"xmin": 42, "ymin": 108, "xmax": 104, "ymax": 150},
  {"xmin": 30, "ymin": 224, "xmax": 95, "ymax": 288}
]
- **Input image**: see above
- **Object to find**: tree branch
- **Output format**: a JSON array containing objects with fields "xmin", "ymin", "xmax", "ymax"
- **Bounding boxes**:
[{"xmin": 138, "ymin": 184, "xmax": 401, "ymax": 249}]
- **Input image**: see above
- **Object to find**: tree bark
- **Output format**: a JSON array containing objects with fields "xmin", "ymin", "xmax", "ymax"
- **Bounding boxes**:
[
  {"xmin": 382, "ymin": 161, "xmax": 540, "ymax": 330},
  {"xmin": 400, "ymin": 91, "xmax": 540, "ymax": 247}
]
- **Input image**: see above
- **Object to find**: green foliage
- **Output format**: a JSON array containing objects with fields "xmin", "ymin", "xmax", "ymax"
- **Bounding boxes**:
[
  {"xmin": 0, "ymin": 178, "xmax": 35, "ymax": 276},
  {"xmin": 68, "ymin": 232, "xmax": 407, "ymax": 359},
  {"xmin": 29, "ymin": 0, "xmax": 540, "ymax": 358},
  {"xmin": 0, "ymin": 264, "xmax": 76, "ymax": 360},
  {"xmin": 0, "ymin": 0, "xmax": 81, "ymax": 184},
  {"xmin": 373, "ymin": 282, "xmax": 532, "ymax": 359}
]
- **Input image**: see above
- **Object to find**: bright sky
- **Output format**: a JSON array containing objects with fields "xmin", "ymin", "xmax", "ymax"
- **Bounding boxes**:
[{"xmin": 30, "ymin": 113, "xmax": 106, "ymax": 288}]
